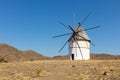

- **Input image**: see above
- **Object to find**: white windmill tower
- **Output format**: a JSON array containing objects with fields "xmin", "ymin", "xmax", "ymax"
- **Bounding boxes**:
[
  {"xmin": 52, "ymin": 13, "xmax": 100, "ymax": 60},
  {"xmin": 68, "ymin": 23, "xmax": 91, "ymax": 60}
]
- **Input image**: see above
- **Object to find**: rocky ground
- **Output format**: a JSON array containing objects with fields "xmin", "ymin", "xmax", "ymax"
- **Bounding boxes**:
[{"xmin": 0, "ymin": 60, "xmax": 120, "ymax": 80}]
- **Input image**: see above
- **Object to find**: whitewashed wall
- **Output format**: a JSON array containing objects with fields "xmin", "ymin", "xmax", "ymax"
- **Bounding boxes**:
[{"xmin": 69, "ymin": 40, "xmax": 90, "ymax": 60}]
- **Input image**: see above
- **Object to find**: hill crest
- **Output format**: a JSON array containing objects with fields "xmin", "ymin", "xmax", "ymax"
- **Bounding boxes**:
[{"xmin": 0, "ymin": 43, "xmax": 48, "ymax": 62}]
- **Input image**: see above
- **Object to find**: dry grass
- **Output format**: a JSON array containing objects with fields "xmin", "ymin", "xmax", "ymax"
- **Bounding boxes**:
[{"xmin": 0, "ymin": 60, "xmax": 120, "ymax": 80}]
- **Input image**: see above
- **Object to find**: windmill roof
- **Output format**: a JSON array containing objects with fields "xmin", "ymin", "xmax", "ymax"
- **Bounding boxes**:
[{"xmin": 69, "ymin": 24, "xmax": 90, "ymax": 42}]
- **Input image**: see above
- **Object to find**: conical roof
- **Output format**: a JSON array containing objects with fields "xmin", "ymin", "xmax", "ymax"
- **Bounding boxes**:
[{"xmin": 69, "ymin": 24, "xmax": 90, "ymax": 42}]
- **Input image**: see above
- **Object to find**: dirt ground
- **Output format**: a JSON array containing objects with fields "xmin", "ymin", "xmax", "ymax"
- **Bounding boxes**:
[{"xmin": 0, "ymin": 60, "xmax": 120, "ymax": 80}]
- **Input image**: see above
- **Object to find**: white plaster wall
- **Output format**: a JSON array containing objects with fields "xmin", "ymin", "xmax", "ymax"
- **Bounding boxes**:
[{"xmin": 69, "ymin": 40, "xmax": 90, "ymax": 60}]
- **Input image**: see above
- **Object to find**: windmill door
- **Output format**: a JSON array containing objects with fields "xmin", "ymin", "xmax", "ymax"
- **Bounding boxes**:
[{"xmin": 71, "ymin": 54, "xmax": 74, "ymax": 60}]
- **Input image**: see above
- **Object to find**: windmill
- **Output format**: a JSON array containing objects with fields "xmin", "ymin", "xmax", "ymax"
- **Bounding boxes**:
[{"xmin": 52, "ymin": 13, "xmax": 100, "ymax": 60}]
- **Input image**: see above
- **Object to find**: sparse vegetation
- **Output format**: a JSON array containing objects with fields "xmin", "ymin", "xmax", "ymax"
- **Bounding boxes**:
[
  {"xmin": 0, "ymin": 60, "xmax": 119, "ymax": 80},
  {"xmin": 30, "ymin": 59, "xmax": 34, "ymax": 61},
  {"xmin": 0, "ymin": 56, "xmax": 7, "ymax": 62},
  {"xmin": 35, "ymin": 67, "xmax": 42, "ymax": 76}
]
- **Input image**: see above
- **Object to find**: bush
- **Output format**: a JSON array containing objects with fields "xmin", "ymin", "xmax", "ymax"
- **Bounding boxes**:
[
  {"xmin": 35, "ymin": 67, "xmax": 42, "ymax": 76},
  {"xmin": 0, "ymin": 56, "xmax": 7, "ymax": 62},
  {"xmin": 30, "ymin": 59, "xmax": 34, "ymax": 61}
]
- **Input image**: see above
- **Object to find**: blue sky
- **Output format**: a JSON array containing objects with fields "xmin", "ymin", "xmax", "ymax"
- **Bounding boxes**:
[{"xmin": 0, "ymin": 0, "xmax": 120, "ymax": 56}]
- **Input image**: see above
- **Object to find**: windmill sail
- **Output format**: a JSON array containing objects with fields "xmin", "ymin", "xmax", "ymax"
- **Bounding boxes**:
[
  {"xmin": 76, "ymin": 24, "xmax": 90, "ymax": 41},
  {"xmin": 52, "ymin": 13, "xmax": 100, "ymax": 60}
]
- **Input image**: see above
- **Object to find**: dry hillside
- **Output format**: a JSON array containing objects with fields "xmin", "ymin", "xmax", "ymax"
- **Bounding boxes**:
[
  {"xmin": 90, "ymin": 54, "xmax": 120, "ymax": 60},
  {"xmin": 0, "ymin": 43, "xmax": 49, "ymax": 62},
  {"xmin": 22, "ymin": 50, "xmax": 50, "ymax": 60}
]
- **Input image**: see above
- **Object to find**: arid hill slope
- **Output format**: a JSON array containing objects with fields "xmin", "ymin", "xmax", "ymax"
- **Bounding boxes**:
[
  {"xmin": 0, "ymin": 43, "xmax": 49, "ymax": 62},
  {"xmin": 23, "ymin": 50, "xmax": 50, "ymax": 60},
  {"xmin": 91, "ymin": 53, "xmax": 120, "ymax": 60},
  {"xmin": 0, "ymin": 44, "xmax": 25, "ymax": 62}
]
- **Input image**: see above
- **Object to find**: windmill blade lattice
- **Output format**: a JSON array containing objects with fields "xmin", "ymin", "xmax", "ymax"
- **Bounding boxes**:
[
  {"xmin": 52, "ymin": 32, "xmax": 72, "ymax": 38},
  {"xmin": 81, "ymin": 12, "xmax": 91, "ymax": 25},
  {"xmin": 59, "ymin": 40, "xmax": 68, "ymax": 52},
  {"xmin": 58, "ymin": 21, "xmax": 71, "ymax": 30}
]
